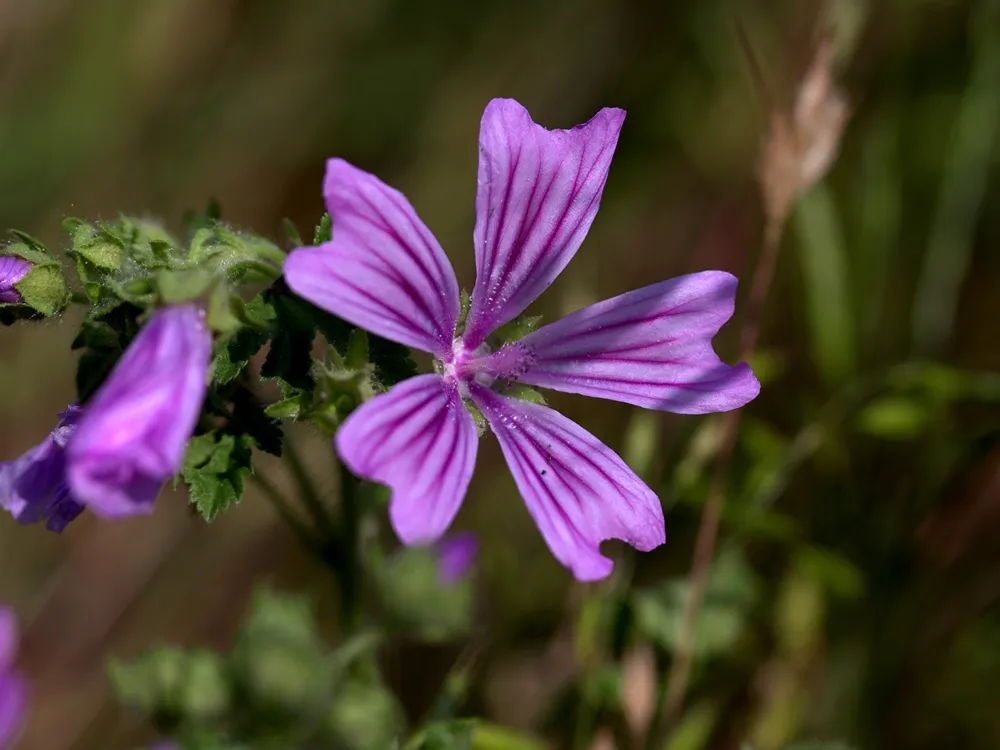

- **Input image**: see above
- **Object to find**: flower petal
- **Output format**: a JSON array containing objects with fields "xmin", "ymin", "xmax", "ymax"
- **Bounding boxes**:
[
  {"xmin": 469, "ymin": 383, "xmax": 663, "ymax": 581},
  {"xmin": 285, "ymin": 159, "xmax": 461, "ymax": 358},
  {"xmin": 0, "ymin": 256, "xmax": 31, "ymax": 304},
  {"xmin": 517, "ymin": 271, "xmax": 760, "ymax": 414},
  {"xmin": 463, "ymin": 99, "xmax": 625, "ymax": 348},
  {"xmin": 0, "ymin": 409, "xmax": 85, "ymax": 533},
  {"xmin": 67, "ymin": 305, "xmax": 211, "ymax": 517},
  {"xmin": 0, "ymin": 608, "xmax": 17, "ymax": 671},
  {"xmin": 336, "ymin": 374, "xmax": 478, "ymax": 545},
  {"xmin": 0, "ymin": 672, "xmax": 26, "ymax": 748}
]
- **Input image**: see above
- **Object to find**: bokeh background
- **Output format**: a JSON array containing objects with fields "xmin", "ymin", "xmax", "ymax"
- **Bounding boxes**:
[{"xmin": 2, "ymin": 0, "xmax": 1000, "ymax": 748}]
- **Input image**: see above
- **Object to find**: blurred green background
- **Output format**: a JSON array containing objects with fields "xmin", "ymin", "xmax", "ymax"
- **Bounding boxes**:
[{"xmin": 2, "ymin": 0, "xmax": 1000, "ymax": 748}]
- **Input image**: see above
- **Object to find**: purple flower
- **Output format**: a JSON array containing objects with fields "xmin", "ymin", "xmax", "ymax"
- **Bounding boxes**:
[
  {"xmin": 0, "ymin": 406, "xmax": 85, "ymax": 532},
  {"xmin": 0, "ymin": 607, "xmax": 28, "ymax": 748},
  {"xmin": 285, "ymin": 98, "xmax": 760, "ymax": 580},
  {"xmin": 0, "ymin": 256, "xmax": 31, "ymax": 304},
  {"xmin": 66, "ymin": 304, "xmax": 212, "ymax": 517},
  {"xmin": 435, "ymin": 532, "xmax": 478, "ymax": 584}
]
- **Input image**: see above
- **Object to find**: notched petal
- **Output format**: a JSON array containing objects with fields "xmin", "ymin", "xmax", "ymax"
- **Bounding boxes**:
[
  {"xmin": 469, "ymin": 383, "xmax": 664, "ymax": 581},
  {"xmin": 336, "ymin": 374, "xmax": 478, "ymax": 545},
  {"xmin": 464, "ymin": 99, "xmax": 625, "ymax": 347},
  {"xmin": 285, "ymin": 159, "xmax": 461, "ymax": 358},
  {"xmin": 518, "ymin": 271, "xmax": 761, "ymax": 414}
]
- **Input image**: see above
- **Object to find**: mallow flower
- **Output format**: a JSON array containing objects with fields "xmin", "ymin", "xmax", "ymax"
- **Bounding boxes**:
[
  {"xmin": 66, "ymin": 304, "xmax": 212, "ymax": 517},
  {"xmin": 0, "ymin": 406, "xmax": 85, "ymax": 532},
  {"xmin": 0, "ymin": 606, "xmax": 27, "ymax": 748},
  {"xmin": 285, "ymin": 98, "xmax": 760, "ymax": 580},
  {"xmin": 0, "ymin": 256, "xmax": 31, "ymax": 304}
]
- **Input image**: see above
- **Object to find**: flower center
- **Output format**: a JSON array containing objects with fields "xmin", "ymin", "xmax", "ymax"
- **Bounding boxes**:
[{"xmin": 439, "ymin": 338, "xmax": 536, "ymax": 394}]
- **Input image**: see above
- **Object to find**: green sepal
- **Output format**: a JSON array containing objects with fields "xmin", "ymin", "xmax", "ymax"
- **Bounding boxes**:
[
  {"xmin": 491, "ymin": 312, "xmax": 543, "ymax": 344},
  {"xmin": 501, "ymin": 383, "xmax": 547, "ymax": 406},
  {"xmin": 1, "ymin": 237, "xmax": 70, "ymax": 316}
]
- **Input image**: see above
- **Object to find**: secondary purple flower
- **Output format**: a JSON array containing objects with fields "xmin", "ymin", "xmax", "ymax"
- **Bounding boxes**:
[
  {"xmin": 0, "ymin": 256, "xmax": 31, "ymax": 304},
  {"xmin": 0, "ymin": 406, "xmax": 85, "ymax": 532},
  {"xmin": 285, "ymin": 98, "xmax": 760, "ymax": 580},
  {"xmin": 0, "ymin": 606, "xmax": 28, "ymax": 748},
  {"xmin": 435, "ymin": 532, "xmax": 478, "ymax": 584},
  {"xmin": 66, "ymin": 304, "xmax": 212, "ymax": 517}
]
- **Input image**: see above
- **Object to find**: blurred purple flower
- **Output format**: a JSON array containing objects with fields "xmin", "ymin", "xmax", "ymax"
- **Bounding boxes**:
[
  {"xmin": 0, "ymin": 257, "xmax": 31, "ymax": 304},
  {"xmin": 0, "ymin": 607, "xmax": 28, "ymax": 748},
  {"xmin": 66, "ymin": 304, "xmax": 212, "ymax": 517},
  {"xmin": 435, "ymin": 532, "xmax": 478, "ymax": 584},
  {"xmin": 0, "ymin": 406, "xmax": 85, "ymax": 532},
  {"xmin": 285, "ymin": 98, "xmax": 760, "ymax": 580}
]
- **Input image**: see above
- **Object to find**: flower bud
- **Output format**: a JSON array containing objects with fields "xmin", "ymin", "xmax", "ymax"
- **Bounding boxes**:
[
  {"xmin": 0, "ymin": 256, "xmax": 31, "ymax": 304},
  {"xmin": 67, "ymin": 304, "xmax": 212, "ymax": 517},
  {"xmin": 0, "ymin": 406, "xmax": 85, "ymax": 532}
]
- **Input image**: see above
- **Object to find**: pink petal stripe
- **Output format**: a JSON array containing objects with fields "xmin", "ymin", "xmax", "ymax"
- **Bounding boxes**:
[
  {"xmin": 285, "ymin": 159, "xmax": 461, "ymax": 358},
  {"xmin": 517, "ymin": 271, "xmax": 760, "ymax": 414},
  {"xmin": 463, "ymin": 99, "xmax": 625, "ymax": 348},
  {"xmin": 469, "ymin": 382, "xmax": 664, "ymax": 581},
  {"xmin": 336, "ymin": 374, "xmax": 478, "ymax": 545}
]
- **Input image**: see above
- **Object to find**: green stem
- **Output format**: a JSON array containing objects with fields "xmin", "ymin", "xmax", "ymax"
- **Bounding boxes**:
[
  {"xmin": 284, "ymin": 436, "xmax": 339, "ymax": 541},
  {"xmin": 339, "ymin": 466, "xmax": 363, "ymax": 634},
  {"xmin": 251, "ymin": 472, "xmax": 321, "ymax": 555}
]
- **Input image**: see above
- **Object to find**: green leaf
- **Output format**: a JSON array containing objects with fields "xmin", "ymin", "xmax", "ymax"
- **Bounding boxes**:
[
  {"xmin": 415, "ymin": 720, "xmax": 475, "ymax": 750},
  {"xmin": 14, "ymin": 264, "xmax": 69, "ymax": 316},
  {"xmin": 69, "ymin": 221, "xmax": 126, "ymax": 271},
  {"xmin": 182, "ymin": 432, "xmax": 255, "ymax": 521},
  {"xmin": 264, "ymin": 397, "xmax": 302, "ymax": 420},
  {"xmin": 212, "ymin": 294, "xmax": 276, "ymax": 384},
  {"xmin": 792, "ymin": 185, "xmax": 856, "ymax": 385},
  {"xmin": 633, "ymin": 547, "xmax": 759, "ymax": 660},
  {"xmin": 501, "ymin": 384, "xmax": 546, "ymax": 406},
  {"xmin": 375, "ymin": 546, "xmax": 475, "ymax": 642},
  {"xmin": 794, "ymin": 546, "xmax": 864, "ymax": 600},
  {"xmin": 856, "ymin": 396, "xmax": 931, "ymax": 439},
  {"xmin": 468, "ymin": 722, "xmax": 547, "ymax": 750},
  {"xmin": 230, "ymin": 388, "xmax": 283, "ymax": 457},
  {"xmin": 261, "ymin": 293, "xmax": 329, "ymax": 390},
  {"xmin": 282, "ymin": 217, "xmax": 304, "ymax": 247},
  {"xmin": 313, "ymin": 212, "xmax": 332, "ymax": 244},
  {"xmin": 454, "ymin": 289, "xmax": 472, "ymax": 337},
  {"xmin": 110, "ymin": 647, "xmax": 230, "ymax": 724},
  {"xmin": 71, "ymin": 304, "xmax": 142, "ymax": 402},
  {"xmin": 782, "ymin": 743, "xmax": 855, "ymax": 750},
  {"xmin": 326, "ymin": 682, "xmax": 403, "ymax": 750},
  {"xmin": 663, "ymin": 701, "xmax": 718, "ymax": 750},
  {"xmin": 155, "ymin": 268, "xmax": 216, "ymax": 304},
  {"xmin": 492, "ymin": 313, "xmax": 543, "ymax": 344},
  {"xmin": 183, "ymin": 198, "xmax": 223, "ymax": 234}
]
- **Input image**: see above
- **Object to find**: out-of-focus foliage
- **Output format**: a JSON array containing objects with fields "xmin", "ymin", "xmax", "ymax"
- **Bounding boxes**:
[{"xmin": 1, "ymin": 0, "xmax": 1000, "ymax": 749}]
